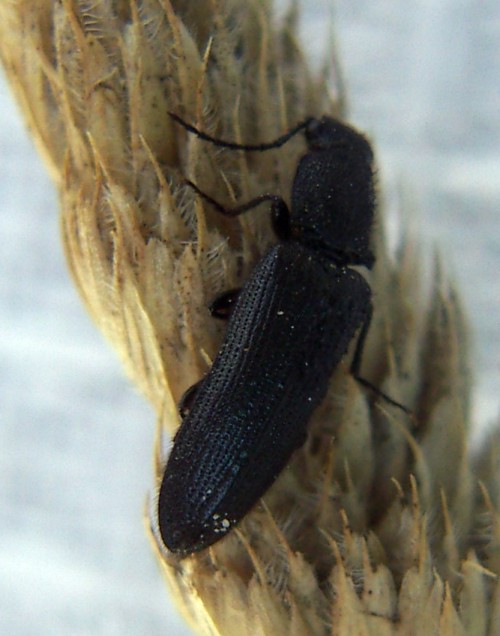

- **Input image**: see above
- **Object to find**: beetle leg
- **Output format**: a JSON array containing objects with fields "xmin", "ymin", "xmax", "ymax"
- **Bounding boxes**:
[
  {"xmin": 186, "ymin": 179, "xmax": 287, "ymax": 220},
  {"xmin": 209, "ymin": 288, "xmax": 241, "ymax": 320},
  {"xmin": 178, "ymin": 380, "xmax": 204, "ymax": 419},
  {"xmin": 350, "ymin": 309, "xmax": 412, "ymax": 415}
]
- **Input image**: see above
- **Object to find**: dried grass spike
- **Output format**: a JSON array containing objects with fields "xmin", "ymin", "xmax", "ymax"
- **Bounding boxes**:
[{"xmin": 0, "ymin": 1, "xmax": 498, "ymax": 634}]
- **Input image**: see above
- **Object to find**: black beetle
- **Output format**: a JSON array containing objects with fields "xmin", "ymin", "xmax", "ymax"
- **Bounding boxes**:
[{"xmin": 158, "ymin": 114, "xmax": 405, "ymax": 556}]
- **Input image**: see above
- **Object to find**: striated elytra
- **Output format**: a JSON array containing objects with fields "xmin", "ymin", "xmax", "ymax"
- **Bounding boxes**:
[{"xmin": 158, "ymin": 115, "xmax": 380, "ymax": 556}]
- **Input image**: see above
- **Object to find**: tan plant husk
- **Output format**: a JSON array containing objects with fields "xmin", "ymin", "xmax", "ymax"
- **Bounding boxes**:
[{"xmin": 1, "ymin": 1, "xmax": 499, "ymax": 634}]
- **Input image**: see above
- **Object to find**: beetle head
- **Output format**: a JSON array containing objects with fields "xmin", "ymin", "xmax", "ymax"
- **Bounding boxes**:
[{"xmin": 291, "ymin": 117, "xmax": 376, "ymax": 268}]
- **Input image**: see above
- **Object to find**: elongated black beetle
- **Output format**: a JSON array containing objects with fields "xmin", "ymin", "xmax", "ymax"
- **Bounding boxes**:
[{"xmin": 158, "ymin": 114, "xmax": 407, "ymax": 556}]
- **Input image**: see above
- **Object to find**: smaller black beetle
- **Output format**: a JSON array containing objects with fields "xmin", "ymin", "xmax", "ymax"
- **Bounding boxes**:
[{"xmin": 158, "ymin": 114, "xmax": 407, "ymax": 556}]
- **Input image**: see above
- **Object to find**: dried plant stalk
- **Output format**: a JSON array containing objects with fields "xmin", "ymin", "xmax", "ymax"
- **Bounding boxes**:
[{"xmin": 1, "ymin": 1, "xmax": 498, "ymax": 634}]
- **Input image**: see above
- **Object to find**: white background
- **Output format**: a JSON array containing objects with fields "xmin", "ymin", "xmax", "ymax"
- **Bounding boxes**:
[{"xmin": 1, "ymin": 2, "xmax": 498, "ymax": 634}]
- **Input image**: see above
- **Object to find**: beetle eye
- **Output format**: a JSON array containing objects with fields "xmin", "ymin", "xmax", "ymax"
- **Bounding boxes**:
[
  {"xmin": 305, "ymin": 118, "xmax": 323, "ymax": 146},
  {"xmin": 305, "ymin": 118, "xmax": 320, "ymax": 137},
  {"xmin": 305, "ymin": 117, "xmax": 341, "ymax": 150}
]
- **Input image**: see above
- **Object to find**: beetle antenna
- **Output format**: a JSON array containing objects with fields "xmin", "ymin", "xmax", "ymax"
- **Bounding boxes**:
[{"xmin": 169, "ymin": 113, "xmax": 313, "ymax": 151}]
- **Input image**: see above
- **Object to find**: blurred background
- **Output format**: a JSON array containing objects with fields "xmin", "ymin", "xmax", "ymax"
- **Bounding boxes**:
[{"xmin": 1, "ymin": 1, "xmax": 498, "ymax": 634}]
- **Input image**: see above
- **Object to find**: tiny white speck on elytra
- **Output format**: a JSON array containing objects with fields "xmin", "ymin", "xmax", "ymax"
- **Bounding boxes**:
[
  {"xmin": 222, "ymin": 519, "xmax": 230, "ymax": 529},
  {"xmin": 277, "ymin": 310, "xmax": 284, "ymax": 315},
  {"xmin": 212, "ymin": 513, "xmax": 220, "ymax": 520}
]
